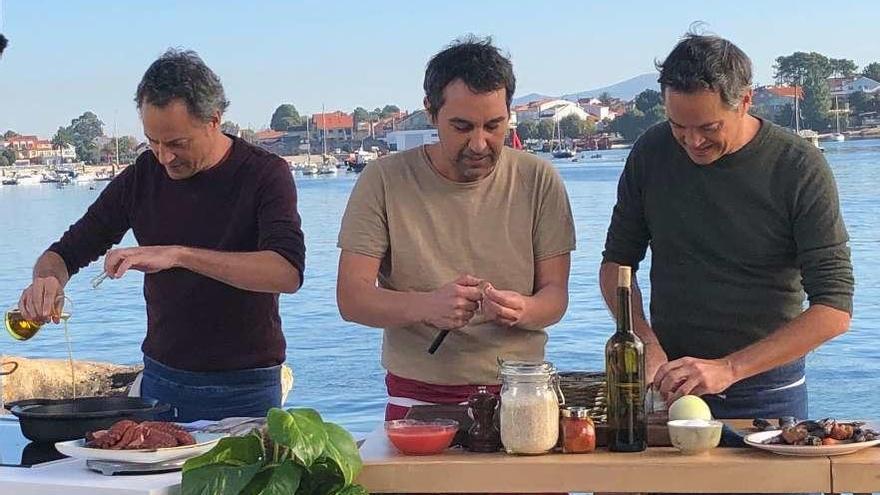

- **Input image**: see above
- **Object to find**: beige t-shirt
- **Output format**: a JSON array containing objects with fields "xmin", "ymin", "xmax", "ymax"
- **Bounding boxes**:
[{"xmin": 338, "ymin": 145, "xmax": 576, "ymax": 385}]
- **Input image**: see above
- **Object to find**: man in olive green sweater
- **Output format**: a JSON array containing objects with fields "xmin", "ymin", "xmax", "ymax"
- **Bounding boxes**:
[{"xmin": 601, "ymin": 33, "xmax": 854, "ymax": 419}]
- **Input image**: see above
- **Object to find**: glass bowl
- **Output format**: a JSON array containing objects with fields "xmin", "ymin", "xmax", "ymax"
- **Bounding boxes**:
[{"xmin": 384, "ymin": 419, "xmax": 459, "ymax": 455}]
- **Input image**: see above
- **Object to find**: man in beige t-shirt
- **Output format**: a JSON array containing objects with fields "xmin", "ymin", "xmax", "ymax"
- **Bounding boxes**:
[{"xmin": 337, "ymin": 37, "xmax": 576, "ymax": 420}]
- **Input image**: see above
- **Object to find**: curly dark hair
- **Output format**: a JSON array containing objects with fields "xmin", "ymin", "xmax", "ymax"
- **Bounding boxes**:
[
  {"xmin": 135, "ymin": 48, "xmax": 229, "ymax": 121},
  {"xmin": 656, "ymin": 31, "xmax": 752, "ymax": 109},
  {"xmin": 424, "ymin": 35, "xmax": 515, "ymax": 118},
  {"xmin": 0, "ymin": 35, "xmax": 8, "ymax": 56}
]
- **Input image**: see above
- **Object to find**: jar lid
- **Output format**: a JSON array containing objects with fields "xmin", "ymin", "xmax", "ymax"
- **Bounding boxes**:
[
  {"xmin": 499, "ymin": 360, "xmax": 556, "ymax": 378},
  {"xmin": 560, "ymin": 406, "xmax": 591, "ymax": 419}
]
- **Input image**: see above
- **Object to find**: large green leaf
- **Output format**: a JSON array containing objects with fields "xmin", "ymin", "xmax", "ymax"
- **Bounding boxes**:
[
  {"xmin": 268, "ymin": 408, "xmax": 327, "ymax": 467},
  {"xmin": 182, "ymin": 436, "xmax": 265, "ymax": 495},
  {"xmin": 321, "ymin": 422, "xmax": 363, "ymax": 485},
  {"xmin": 258, "ymin": 460, "xmax": 305, "ymax": 495},
  {"xmin": 297, "ymin": 459, "xmax": 344, "ymax": 495},
  {"xmin": 241, "ymin": 460, "xmax": 304, "ymax": 495},
  {"xmin": 334, "ymin": 484, "xmax": 370, "ymax": 495},
  {"xmin": 240, "ymin": 468, "xmax": 273, "ymax": 495}
]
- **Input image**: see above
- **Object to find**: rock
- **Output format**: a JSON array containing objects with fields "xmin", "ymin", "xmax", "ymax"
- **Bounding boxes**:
[
  {"xmin": 0, "ymin": 355, "xmax": 294, "ymax": 413},
  {"xmin": 0, "ymin": 355, "xmax": 141, "ymax": 410}
]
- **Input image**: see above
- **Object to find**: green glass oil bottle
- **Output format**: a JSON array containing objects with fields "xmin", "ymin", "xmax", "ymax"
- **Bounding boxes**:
[{"xmin": 605, "ymin": 265, "xmax": 647, "ymax": 452}]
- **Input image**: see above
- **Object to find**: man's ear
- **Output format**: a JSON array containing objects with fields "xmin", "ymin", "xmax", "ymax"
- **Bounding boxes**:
[
  {"xmin": 739, "ymin": 89, "xmax": 753, "ymax": 116},
  {"xmin": 424, "ymin": 97, "xmax": 436, "ymax": 126}
]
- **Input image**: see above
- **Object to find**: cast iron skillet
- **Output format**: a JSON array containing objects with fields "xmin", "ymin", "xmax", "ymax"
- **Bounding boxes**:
[{"xmin": 8, "ymin": 397, "xmax": 171, "ymax": 443}]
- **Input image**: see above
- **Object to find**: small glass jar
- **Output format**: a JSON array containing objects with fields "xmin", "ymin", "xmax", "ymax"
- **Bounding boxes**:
[
  {"xmin": 560, "ymin": 406, "xmax": 596, "ymax": 453},
  {"xmin": 499, "ymin": 361, "xmax": 560, "ymax": 455}
]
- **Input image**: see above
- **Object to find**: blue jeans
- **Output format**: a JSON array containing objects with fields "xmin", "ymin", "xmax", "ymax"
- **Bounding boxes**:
[
  {"xmin": 140, "ymin": 355, "xmax": 282, "ymax": 422},
  {"xmin": 704, "ymin": 357, "xmax": 808, "ymax": 420}
]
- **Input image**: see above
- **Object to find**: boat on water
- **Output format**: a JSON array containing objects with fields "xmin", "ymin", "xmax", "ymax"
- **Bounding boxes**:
[
  {"xmin": 549, "ymin": 116, "xmax": 575, "ymax": 159},
  {"xmin": 831, "ymin": 95, "xmax": 846, "ymax": 142},
  {"xmin": 798, "ymin": 129, "xmax": 824, "ymax": 152},
  {"xmin": 15, "ymin": 174, "xmax": 42, "ymax": 185},
  {"xmin": 39, "ymin": 172, "xmax": 66, "ymax": 183},
  {"xmin": 74, "ymin": 173, "xmax": 98, "ymax": 183},
  {"xmin": 317, "ymin": 162, "xmax": 337, "ymax": 175},
  {"xmin": 1, "ymin": 177, "xmax": 18, "ymax": 185},
  {"xmin": 791, "ymin": 80, "xmax": 825, "ymax": 152},
  {"xmin": 346, "ymin": 147, "xmax": 376, "ymax": 173},
  {"xmin": 552, "ymin": 148, "xmax": 575, "ymax": 159}
]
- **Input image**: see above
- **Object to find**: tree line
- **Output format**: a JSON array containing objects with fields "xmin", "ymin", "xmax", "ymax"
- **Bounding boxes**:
[
  {"xmin": 264, "ymin": 103, "xmax": 402, "ymax": 133},
  {"xmin": 6, "ymin": 53, "xmax": 878, "ymax": 161},
  {"xmin": 766, "ymin": 53, "xmax": 880, "ymax": 130},
  {"xmin": 2, "ymin": 112, "xmax": 141, "ymax": 166}
]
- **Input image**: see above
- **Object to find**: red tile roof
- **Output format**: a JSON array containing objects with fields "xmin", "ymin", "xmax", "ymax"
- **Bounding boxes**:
[
  {"xmin": 255, "ymin": 129, "xmax": 286, "ymax": 141},
  {"xmin": 764, "ymin": 85, "xmax": 803, "ymax": 99},
  {"xmin": 313, "ymin": 111, "xmax": 353, "ymax": 130}
]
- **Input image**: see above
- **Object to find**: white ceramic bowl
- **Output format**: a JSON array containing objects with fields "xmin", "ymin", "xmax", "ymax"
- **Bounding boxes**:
[{"xmin": 667, "ymin": 419, "xmax": 723, "ymax": 455}]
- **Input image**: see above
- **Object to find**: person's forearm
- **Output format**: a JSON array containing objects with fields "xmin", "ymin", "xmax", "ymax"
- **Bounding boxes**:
[
  {"xmin": 176, "ymin": 247, "xmax": 301, "ymax": 294},
  {"xmin": 726, "ymin": 304, "xmax": 850, "ymax": 383},
  {"xmin": 599, "ymin": 261, "xmax": 659, "ymax": 344},
  {"xmin": 338, "ymin": 283, "xmax": 426, "ymax": 328},
  {"xmin": 519, "ymin": 284, "xmax": 568, "ymax": 330},
  {"xmin": 34, "ymin": 251, "xmax": 70, "ymax": 287}
]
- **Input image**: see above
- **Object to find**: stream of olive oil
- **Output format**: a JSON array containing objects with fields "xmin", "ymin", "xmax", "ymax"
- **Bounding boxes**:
[{"xmin": 61, "ymin": 315, "xmax": 77, "ymax": 399}]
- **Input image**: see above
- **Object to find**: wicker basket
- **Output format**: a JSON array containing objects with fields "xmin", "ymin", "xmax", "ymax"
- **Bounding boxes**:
[{"xmin": 558, "ymin": 371, "xmax": 607, "ymax": 423}]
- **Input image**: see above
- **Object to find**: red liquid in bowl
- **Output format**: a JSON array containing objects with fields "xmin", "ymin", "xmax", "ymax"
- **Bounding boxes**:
[{"xmin": 385, "ymin": 421, "xmax": 457, "ymax": 455}]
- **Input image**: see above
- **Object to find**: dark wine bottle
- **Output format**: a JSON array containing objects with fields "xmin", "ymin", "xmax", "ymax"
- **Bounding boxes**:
[{"xmin": 605, "ymin": 265, "xmax": 647, "ymax": 452}]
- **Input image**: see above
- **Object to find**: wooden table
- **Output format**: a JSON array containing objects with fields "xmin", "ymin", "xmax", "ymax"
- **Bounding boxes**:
[
  {"xmin": 831, "ymin": 446, "xmax": 880, "ymax": 494},
  {"xmin": 357, "ymin": 424, "xmax": 833, "ymax": 493}
]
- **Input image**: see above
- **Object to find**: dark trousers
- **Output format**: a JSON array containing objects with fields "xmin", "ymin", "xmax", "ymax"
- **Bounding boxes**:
[{"xmin": 704, "ymin": 357, "xmax": 808, "ymax": 420}]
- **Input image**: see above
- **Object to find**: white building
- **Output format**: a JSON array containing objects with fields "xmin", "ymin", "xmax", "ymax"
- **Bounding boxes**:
[
  {"xmin": 384, "ymin": 129, "xmax": 439, "ymax": 152},
  {"xmin": 512, "ymin": 99, "xmax": 589, "ymax": 123},
  {"xmin": 579, "ymin": 100, "xmax": 617, "ymax": 121},
  {"xmin": 829, "ymin": 76, "xmax": 880, "ymax": 97}
]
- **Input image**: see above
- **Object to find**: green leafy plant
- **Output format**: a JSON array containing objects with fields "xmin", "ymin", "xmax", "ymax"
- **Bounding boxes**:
[{"xmin": 182, "ymin": 408, "xmax": 367, "ymax": 495}]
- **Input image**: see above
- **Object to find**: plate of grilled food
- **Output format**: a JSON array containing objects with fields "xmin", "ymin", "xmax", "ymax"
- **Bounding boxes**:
[
  {"xmin": 744, "ymin": 418, "xmax": 880, "ymax": 456},
  {"xmin": 55, "ymin": 419, "xmax": 225, "ymax": 463}
]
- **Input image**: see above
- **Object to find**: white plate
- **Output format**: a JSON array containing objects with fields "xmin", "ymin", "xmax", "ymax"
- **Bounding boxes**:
[
  {"xmin": 55, "ymin": 432, "xmax": 225, "ymax": 464},
  {"xmin": 744, "ymin": 430, "xmax": 880, "ymax": 456}
]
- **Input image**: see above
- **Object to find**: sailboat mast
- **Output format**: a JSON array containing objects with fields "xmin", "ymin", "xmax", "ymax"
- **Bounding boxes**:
[
  {"xmin": 794, "ymin": 78, "xmax": 800, "ymax": 134},
  {"xmin": 321, "ymin": 103, "xmax": 327, "ymax": 160},
  {"xmin": 113, "ymin": 117, "xmax": 119, "ymax": 171},
  {"xmin": 306, "ymin": 119, "xmax": 311, "ymax": 165},
  {"xmin": 835, "ymin": 95, "xmax": 841, "ymax": 133}
]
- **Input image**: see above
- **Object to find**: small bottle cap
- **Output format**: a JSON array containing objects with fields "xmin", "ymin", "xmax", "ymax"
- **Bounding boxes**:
[{"xmin": 560, "ymin": 406, "xmax": 591, "ymax": 419}]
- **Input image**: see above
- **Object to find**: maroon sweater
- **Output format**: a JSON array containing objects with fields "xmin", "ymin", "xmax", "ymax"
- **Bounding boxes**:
[{"xmin": 49, "ymin": 136, "xmax": 305, "ymax": 371}]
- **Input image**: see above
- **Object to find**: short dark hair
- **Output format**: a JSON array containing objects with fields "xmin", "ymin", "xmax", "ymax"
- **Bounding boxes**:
[
  {"xmin": 656, "ymin": 32, "xmax": 752, "ymax": 109},
  {"xmin": 135, "ymin": 48, "xmax": 229, "ymax": 121},
  {"xmin": 0, "ymin": 35, "xmax": 8, "ymax": 56},
  {"xmin": 423, "ymin": 36, "xmax": 516, "ymax": 118}
]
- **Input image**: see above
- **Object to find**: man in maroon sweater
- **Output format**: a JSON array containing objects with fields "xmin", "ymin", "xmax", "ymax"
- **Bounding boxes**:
[{"xmin": 16, "ymin": 49, "xmax": 305, "ymax": 421}]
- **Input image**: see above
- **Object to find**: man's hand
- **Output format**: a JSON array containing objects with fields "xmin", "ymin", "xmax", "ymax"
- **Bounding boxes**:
[
  {"xmin": 482, "ymin": 282, "xmax": 529, "ymax": 327},
  {"xmin": 644, "ymin": 341, "xmax": 669, "ymax": 387},
  {"xmin": 104, "ymin": 246, "xmax": 183, "ymax": 279},
  {"xmin": 18, "ymin": 276, "xmax": 65, "ymax": 323},
  {"xmin": 654, "ymin": 357, "xmax": 737, "ymax": 403},
  {"xmin": 419, "ymin": 275, "xmax": 483, "ymax": 330}
]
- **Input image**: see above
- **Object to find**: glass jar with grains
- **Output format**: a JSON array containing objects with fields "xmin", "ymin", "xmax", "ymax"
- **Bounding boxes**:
[{"xmin": 499, "ymin": 361, "xmax": 560, "ymax": 455}]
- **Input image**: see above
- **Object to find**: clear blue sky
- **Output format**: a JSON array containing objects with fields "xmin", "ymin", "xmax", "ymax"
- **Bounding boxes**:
[{"xmin": 1, "ymin": 0, "xmax": 877, "ymax": 138}]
